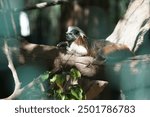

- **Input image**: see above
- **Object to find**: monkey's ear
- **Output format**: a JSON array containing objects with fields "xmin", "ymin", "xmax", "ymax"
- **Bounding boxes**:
[
  {"xmin": 82, "ymin": 35, "xmax": 87, "ymax": 39},
  {"xmin": 79, "ymin": 30, "xmax": 87, "ymax": 39}
]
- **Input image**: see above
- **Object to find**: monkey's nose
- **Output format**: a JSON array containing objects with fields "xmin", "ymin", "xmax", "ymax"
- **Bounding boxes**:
[
  {"xmin": 66, "ymin": 33, "xmax": 71, "ymax": 40},
  {"xmin": 66, "ymin": 33, "xmax": 68, "ymax": 36}
]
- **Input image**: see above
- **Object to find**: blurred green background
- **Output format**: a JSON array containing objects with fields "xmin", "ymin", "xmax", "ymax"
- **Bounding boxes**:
[
  {"xmin": 0, "ymin": 0, "xmax": 149, "ymax": 53},
  {"xmin": 0, "ymin": 0, "xmax": 130, "ymax": 44}
]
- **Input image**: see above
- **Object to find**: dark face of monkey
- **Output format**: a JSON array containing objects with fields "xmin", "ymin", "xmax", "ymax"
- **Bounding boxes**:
[
  {"xmin": 65, "ymin": 26, "xmax": 89, "ymax": 56},
  {"xmin": 57, "ymin": 26, "xmax": 89, "ymax": 56},
  {"xmin": 66, "ymin": 30, "xmax": 79, "ymax": 41},
  {"xmin": 66, "ymin": 26, "xmax": 86, "ymax": 42}
]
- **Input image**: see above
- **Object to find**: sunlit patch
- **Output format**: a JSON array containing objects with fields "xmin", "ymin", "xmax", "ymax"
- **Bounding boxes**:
[
  {"xmin": 23, "ymin": 44, "xmax": 37, "ymax": 52},
  {"xmin": 19, "ymin": 54, "xmax": 25, "ymax": 64},
  {"xmin": 84, "ymin": 8, "xmax": 89, "ymax": 16},
  {"xmin": 19, "ymin": 11, "xmax": 30, "ymax": 37},
  {"xmin": 130, "ymin": 60, "xmax": 139, "ymax": 74},
  {"xmin": 114, "ymin": 63, "xmax": 122, "ymax": 72}
]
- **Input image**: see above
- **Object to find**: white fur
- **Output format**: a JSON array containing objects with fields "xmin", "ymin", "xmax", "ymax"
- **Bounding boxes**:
[
  {"xmin": 67, "ymin": 26, "xmax": 74, "ymax": 33},
  {"xmin": 67, "ymin": 42, "xmax": 88, "ymax": 56}
]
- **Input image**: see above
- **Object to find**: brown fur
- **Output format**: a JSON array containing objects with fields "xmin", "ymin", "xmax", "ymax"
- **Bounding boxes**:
[
  {"xmin": 102, "ymin": 44, "xmax": 131, "ymax": 55},
  {"xmin": 73, "ymin": 36, "xmax": 132, "ymax": 58},
  {"xmin": 74, "ymin": 36, "xmax": 90, "ymax": 55}
]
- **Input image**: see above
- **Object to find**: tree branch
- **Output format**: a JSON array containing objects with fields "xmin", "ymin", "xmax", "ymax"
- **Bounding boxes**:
[
  {"xmin": 3, "ymin": 41, "xmax": 21, "ymax": 99},
  {"xmin": 133, "ymin": 18, "xmax": 150, "ymax": 52},
  {"xmin": 106, "ymin": 0, "xmax": 150, "ymax": 52},
  {"xmin": 2, "ymin": 40, "xmax": 48, "ymax": 99},
  {"xmin": 14, "ymin": 0, "xmax": 68, "ymax": 11}
]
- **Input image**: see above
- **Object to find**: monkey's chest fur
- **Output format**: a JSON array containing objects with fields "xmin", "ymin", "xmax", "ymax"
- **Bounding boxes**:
[
  {"xmin": 67, "ymin": 36, "xmax": 89, "ymax": 56},
  {"xmin": 67, "ymin": 38, "xmax": 133, "ymax": 62}
]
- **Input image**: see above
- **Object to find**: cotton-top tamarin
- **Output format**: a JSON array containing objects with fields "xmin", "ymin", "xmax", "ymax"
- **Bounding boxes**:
[
  {"xmin": 57, "ymin": 26, "xmax": 133, "ymax": 61},
  {"xmin": 57, "ymin": 26, "xmax": 89, "ymax": 56}
]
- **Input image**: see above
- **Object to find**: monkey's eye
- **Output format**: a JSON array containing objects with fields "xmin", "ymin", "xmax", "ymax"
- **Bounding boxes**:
[
  {"xmin": 71, "ymin": 29, "xmax": 80, "ymax": 35},
  {"xmin": 66, "ymin": 33, "xmax": 73, "ymax": 36}
]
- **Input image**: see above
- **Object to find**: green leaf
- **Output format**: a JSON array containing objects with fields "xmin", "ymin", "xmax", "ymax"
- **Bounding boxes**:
[
  {"xmin": 46, "ymin": 69, "xmax": 85, "ymax": 100},
  {"xmin": 56, "ymin": 75, "xmax": 65, "ymax": 86},
  {"xmin": 57, "ymin": 77, "xmax": 65, "ymax": 86},
  {"xmin": 50, "ymin": 74, "xmax": 65, "ymax": 89},
  {"xmin": 70, "ymin": 86, "xmax": 83, "ymax": 100},
  {"xmin": 56, "ymin": 89, "xmax": 65, "ymax": 100},
  {"xmin": 56, "ymin": 89, "xmax": 62, "ymax": 94},
  {"xmin": 40, "ymin": 71, "xmax": 50, "ymax": 82},
  {"xmin": 50, "ymin": 74, "xmax": 57, "ymax": 83},
  {"xmin": 70, "ymin": 68, "xmax": 81, "ymax": 80}
]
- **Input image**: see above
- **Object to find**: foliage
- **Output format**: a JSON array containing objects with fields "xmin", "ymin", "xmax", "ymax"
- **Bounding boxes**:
[{"xmin": 41, "ymin": 68, "xmax": 85, "ymax": 100}]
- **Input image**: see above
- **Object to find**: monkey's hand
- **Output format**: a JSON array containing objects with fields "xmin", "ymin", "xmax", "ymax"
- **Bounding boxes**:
[{"xmin": 57, "ymin": 41, "xmax": 69, "ymax": 48}]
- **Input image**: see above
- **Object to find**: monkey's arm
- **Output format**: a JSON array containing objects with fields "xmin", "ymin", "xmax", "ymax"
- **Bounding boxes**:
[{"xmin": 56, "ymin": 41, "xmax": 69, "ymax": 48}]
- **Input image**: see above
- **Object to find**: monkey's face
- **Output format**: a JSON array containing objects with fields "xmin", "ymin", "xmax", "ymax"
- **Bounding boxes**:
[
  {"xmin": 64, "ymin": 26, "xmax": 89, "ymax": 56},
  {"xmin": 66, "ymin": 26, "xmax": 86, "ymax": 41}
]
